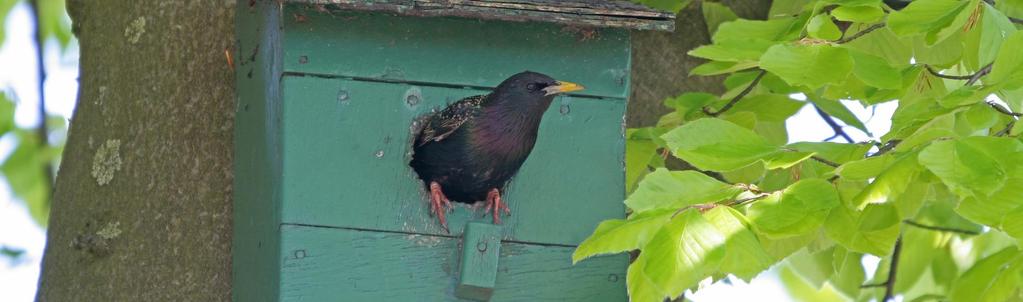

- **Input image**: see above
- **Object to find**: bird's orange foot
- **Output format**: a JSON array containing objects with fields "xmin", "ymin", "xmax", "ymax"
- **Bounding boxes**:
[
  {"xmin": 483, "ymin": 188, "xmax": 511, "ymax": 224},
  {"xmin": 429, "ymin": 181, "xmax": 453, "ymax": 233}
]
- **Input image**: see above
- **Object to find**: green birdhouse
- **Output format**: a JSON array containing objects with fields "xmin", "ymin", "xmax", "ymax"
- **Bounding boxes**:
[{"xmin": 234, "ymin": 1, "xmax": 674, "ymax": 301}]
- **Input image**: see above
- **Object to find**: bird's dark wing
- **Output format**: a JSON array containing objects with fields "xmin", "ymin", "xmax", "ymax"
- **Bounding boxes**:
[{"xmin": 417, "ymin": 94, "xmax": 486, "ymax": 146}]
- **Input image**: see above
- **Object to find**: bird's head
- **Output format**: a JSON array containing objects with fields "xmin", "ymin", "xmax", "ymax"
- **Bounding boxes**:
[{"xmin": 490, "ymin": 71, "xmax": 584, "ymax": 109}]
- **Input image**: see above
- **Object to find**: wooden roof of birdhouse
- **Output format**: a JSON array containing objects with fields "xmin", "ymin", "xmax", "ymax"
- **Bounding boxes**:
[{"xmin": 287, "ymin": 0, "xmax": 676, "ymax": 31}]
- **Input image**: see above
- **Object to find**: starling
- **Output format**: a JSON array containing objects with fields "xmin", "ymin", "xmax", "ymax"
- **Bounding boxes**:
[{"xmin": 410, "ymin": 71, "xmax": 584, "ymax": 231}]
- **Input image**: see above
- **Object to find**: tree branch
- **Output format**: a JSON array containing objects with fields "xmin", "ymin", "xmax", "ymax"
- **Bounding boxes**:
[
  {"xmin": 814, "ymin": 105, "xmax": 855, "ymax": 143},
  {"xmin": 859, "ymin": 235, "xmax": 902, "ymax": 301},
  {"xmin": 903, "ymin": 220, "xmax": 981, "ymax": 235},
  {"xmin": 966, "ymin": 63, "xmax": 994, "ymax": 86},
  {"xmin": 995, "ymin": 121, "xmax": 1015, "ymax": 137},
  {"xmin": 869, "ymin": 139, "xmax": 901, "ymax": 157},
  {"xmin": 836, "ymin": 23, "xmax": 885, "ymax": 44},
  {"xmin": 727, "ymin": 193, "xmax": 770, "ymax": 207},
  {"xmin": 1011, "ymin": 16, "xmax": 1023, "ymax": 25},
  {"xmin": 28, "ymin": 0, "xmax": 54, "ymax": 188},
  {"xmin": 987, "ymin": 101, "xmax": 1023, "ymax": 117},
  {"xmin": 882, "ymin": 236, "xmax": 902, "ymax": 302},
  {"xmin": 810, "ymin": 155, "xmax": 840, "ymax": 167},
  {"xmin": 703, "ymin": 70, "xmax": 767, "ymax": 117},
  {"xmin": 924, "ymin": 65, "xmax": 974, "ymax": 80}
]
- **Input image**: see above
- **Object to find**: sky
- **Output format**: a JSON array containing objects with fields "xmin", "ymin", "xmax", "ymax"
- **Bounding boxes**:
[{"xmin": 0, "ymin": 3, "xmax": 899, "ymax": 301}]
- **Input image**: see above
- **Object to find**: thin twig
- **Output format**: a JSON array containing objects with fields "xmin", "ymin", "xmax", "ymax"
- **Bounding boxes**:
[
  {"xmin": 727, "ymin": 193, "xmax": 770, "ymax": 207},
  {"xmin": 814, "ymin": 105, "xmax": 855, "ymax": 143},
  {"xmin": 903, "ymin": 220, "xmax": 981, "ymax": 235},
  {"xmin": 869, "ymin": 140, "xmax": 901, "ymax": 157},
  {"xmin": 703, "ymin": 70, "xmax": 767, "ymax": 117},
  {"xmin": 882, "ymin": 236, "xmax": 902, "ymax": 302},
  {"xmin": 924, "ymin": 65, "xmax": 974, "ymax": 80},
  {"xmin": 860, "ymin": 282, "xmax": 886, "ymax": 288},
  {"xmin": 811, "ymin": 155, "xmax": 840, "ymax": 167},
  {"xmin": 987, "ymin": 101, "xmax": 1023, "ymax": 117},
  {"xmin": 28, "ymin": 0, "xmax": 54, "ymax": 188},
  {"xmin": 1011, "ymin": 16, "xmax": 1023, "ymax": 25},
  {"xmin": 836, "ymin": 23, "xmax": 885, "ymax": 44},
  {"xmin": 995, "ymin": 121, "xmax": 1015, "ymax": 137},
  {"xmin": 965, "ymin": 63, "xmax": 994, "ymax": 86}
]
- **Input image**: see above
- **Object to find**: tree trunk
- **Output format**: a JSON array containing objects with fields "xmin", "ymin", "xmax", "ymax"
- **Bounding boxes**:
[
  {"xmin": 628, "ymin": 0, "xmax": 770, "ymax": 127},
  {"xmin": 36, "ymin": 1, "xmax": 235, "ymax": 301}
]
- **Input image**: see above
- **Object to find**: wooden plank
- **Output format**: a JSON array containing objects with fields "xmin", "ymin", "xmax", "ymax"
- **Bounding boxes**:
[
  {"xmin": 286, "ymin": 0, "xmax": 675, "ymax": 31},
  {"xmin": 279, "ymin": 224, "xmax": 628, "ymax": 301},
  {"xmin": 279, "ymin": 76, "xmax": 626, "ymax": 246},
  {"xmin": 234, "ymin": 2, "xmax": 285, "ymax": 302},
  {"xmin": 282, "ymin": 8, "xmax": 633, "ymax": 99},
  {"xmin": 455, "ymin": 223, "xmax": 502, "ymax": 300}
]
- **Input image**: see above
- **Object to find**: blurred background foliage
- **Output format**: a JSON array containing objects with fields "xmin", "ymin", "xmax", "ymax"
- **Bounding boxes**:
[{"xmin": 0, "ymin": 0, "xmax": 73, "ymax": 258}]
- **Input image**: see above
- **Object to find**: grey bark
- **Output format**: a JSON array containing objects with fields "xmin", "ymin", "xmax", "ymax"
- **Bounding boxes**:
[
  {"xmin": 37, "ymin": 1, "xmax": 235, "ymax": 301},
  {"xmin": 628, "ymin": 0, "xmax": 771, "ymax": 127}
]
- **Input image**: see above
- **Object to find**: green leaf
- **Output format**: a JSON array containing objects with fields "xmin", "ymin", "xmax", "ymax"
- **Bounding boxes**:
[
  {"xmin": 573, "ymin": 209, "xmax": 674, "ymax": 263},
  {"xmin": 963, "ymin": 4, "xmax": 1017, "ymax": 70},
  {"xmin": 848, "ymin": 49, "xmax": 904, "ymax": 89},
  {"xmin": 996, "ymin": 0, "xmax": 1023, "ymax": 18},
  {"xmin": 887, "ymin": 0, "xmax": 970, "ymax": 37},
  {"xmin": 641, "ymin": 209, "xmax": 726, "ymax": 299},
  {"xmin": 912, "ymin": 32, "xmax": 965, "ymax": 66},
  {"xmin": 38, "ymin": 0, "xmax": 73, "ymax": 50},
  {"xmin": 770, "ymin": 0, "xmax": 814, "ymax": 17},
  {"xmin": 831, "ymin": 5, "xmax": 885, "ymax": 23},
  {"xmin": 765, "ymin": 151, "xmax": 816, "ymax": 170},
  {"xmin": 810, "ymin": 98, "xmax": 871, "ymax": 134},
  {"xmin": 626, "ymin": 138, "xmax": 658, "ymax": 193},
  {"xmin": 726, "ymin": 94, "xmax": 805, "ymax": 122},
  {"xmin": 988, "ymin": 30, "xmax": 1023, "ymax": 89},
  {"xmin": 688, "ymin": 39, "xmax": 775, "ymax": 63},
  {"xmin": 702, "ymin": 2, "xmax": 739, "ymax": 36},
  {"xmin": 662, "ymin": 118, "xmax": 781, "ymax": 171},
  {"xmin": 749, "ymin": 179, "xmax": 841, "ymax": 238},
  {"xmin": 690, "ymin": 60, "xmax": 761, "ymax": 76},
  {"xmin": 0, "ymin": 94, "xmax": 14, "ymax": 134},
  {"xmin": 786, "ymin": 141, "xmax": 872, "ymax": 164},
  {"xmin": 714, "ymin": 17, "xmax": 802, "ymax": 43},
  {"xmin": 807, "ymin": 13, "xmax": 842, "ymax": 40},
  {"xmin": 1, "ymin": 131, "xmax": 51, "ymax": 227},
  {"xmin": 825, "ymin": 203, "xmax": 901, "ymax": 255},
  {"xmin": 665, "ymin": 92, "xmax": 718, "ymax": 118},
  {"xmin": 631, "ymin": 0, "xmax": 693, "ymax": 13},
  {"xmin": 853, "ymin": 151, "xmax": 922, "ymax": 208},
  {"xmin": 939, "ymin": 85, "xmax": 998, "ymax": 108},
  {"xmin": 957, "ymin": 170, "xmax": 1023, "ymax": 228},
  {"xmin": 835, "ymin": 156, "xmax": 894, "ymax": 180},
  {"xmin": 627, "ymin": 255, "xmax": 668, "ymax": 302},
  {"xmin": 779, "ymin": 265, "xmax": 854, "ymax": 302},
  {"xmin": 948, "ymin": 247, "xmax": 1023, "ymax": 302},
  {"xmin": 625, "ymin": 168, "xmax": 743, "ymax": 212},
  {"xmin": 760, "ymin": 44, "xmax": 854, "ymax": 88},
  {"xmin": 705, "ymin": 207, "xmax": 775, "ymax": 281},
  {"xmin": 0, "ymin": 0, "xmax": 18, "ymax": 46},
  {"xmin": 918, "ymin": 137, "xmax": 1014, "ymax": 198},
  {"xmin": 842, "ymin": 26, "xmax": 913, "ymax": 68}
]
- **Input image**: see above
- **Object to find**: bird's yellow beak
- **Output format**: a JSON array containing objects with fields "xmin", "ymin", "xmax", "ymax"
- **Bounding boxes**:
[{"xmin": 544, "ymin": 81, "xmax": 585, "ymax": 96}]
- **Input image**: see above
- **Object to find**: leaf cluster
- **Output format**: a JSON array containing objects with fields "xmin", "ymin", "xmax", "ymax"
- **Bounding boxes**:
[{"xmin": 576, "ymin": 0, "xmax": 1023, "ymax": 301}]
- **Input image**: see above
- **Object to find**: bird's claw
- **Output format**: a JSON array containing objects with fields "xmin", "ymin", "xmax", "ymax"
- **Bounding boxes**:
[
  {"xmin": 483, "ymin": 188, "xmax": 511, "ymax": 225},
  {"xmin": 429, "ymin": 181, "xmax": 452, "ymax": 233}
]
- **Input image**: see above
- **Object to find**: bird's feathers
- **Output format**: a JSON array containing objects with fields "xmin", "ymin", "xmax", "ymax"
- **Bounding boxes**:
[{"xmin": 416, "ymin": 94, "xmax": 485, "ymax": 146}]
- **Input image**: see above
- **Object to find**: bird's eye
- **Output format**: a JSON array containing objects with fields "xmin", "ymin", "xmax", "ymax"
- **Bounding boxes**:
[{"xmin": 526, "ymin": 83, "xmax": 539, "ymax": 91}]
